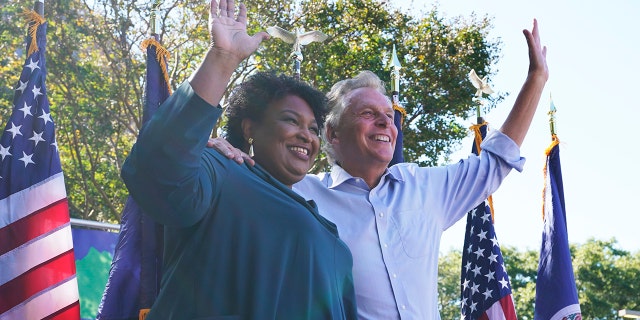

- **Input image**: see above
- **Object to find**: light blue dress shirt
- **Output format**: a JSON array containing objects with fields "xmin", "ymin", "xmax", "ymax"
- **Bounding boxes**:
[{"xmin": 294, "ymin": 130, "xmax": 525, "ymax": 319}]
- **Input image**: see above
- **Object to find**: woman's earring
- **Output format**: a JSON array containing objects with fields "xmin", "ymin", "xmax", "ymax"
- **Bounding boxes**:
[{"xmin": 248, "ymin": 138, "xmax": 254, "ymax": 158}]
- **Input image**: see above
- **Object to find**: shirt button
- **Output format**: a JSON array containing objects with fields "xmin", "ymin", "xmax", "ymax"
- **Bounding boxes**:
[
  {"xmin": 383, "ymin": 243, "xmax": 388, "ymax": 248},
  {"xmin": 379, "ymin": 212, "xmax": 384, "ymax": 217},
  {"xmin": 392, "ymin": 273, "xmax": 397, "ymax": 278},
  {"xmin": 402, "ymin": 305, "xmax": 406, "ymax": 310}
]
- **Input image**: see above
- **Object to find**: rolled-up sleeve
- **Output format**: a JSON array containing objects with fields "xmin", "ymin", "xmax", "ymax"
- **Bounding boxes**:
[{"xmin": 481, "ymin": 130, "xmax": 526, "ymax": 172}]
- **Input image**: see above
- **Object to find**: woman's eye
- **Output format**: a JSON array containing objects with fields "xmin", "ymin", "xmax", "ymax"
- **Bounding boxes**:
[
  {"xmin": 310, "ymin": 127, "xmax": 320, "ymax": 135},
  {"xmin": 285, "ymin": 117, "xmax": 298, "ymax": 124}
]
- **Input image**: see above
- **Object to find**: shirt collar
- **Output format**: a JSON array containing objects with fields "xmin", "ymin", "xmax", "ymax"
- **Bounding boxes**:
[{"xmin": 327, "ymin": 164, "xmax": 403, "ymax": 189}]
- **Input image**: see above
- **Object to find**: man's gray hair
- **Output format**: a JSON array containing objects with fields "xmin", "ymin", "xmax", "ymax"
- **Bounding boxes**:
[{"xmin": 322, "ymin": 71, "xmax": 389, "ymax": 164}]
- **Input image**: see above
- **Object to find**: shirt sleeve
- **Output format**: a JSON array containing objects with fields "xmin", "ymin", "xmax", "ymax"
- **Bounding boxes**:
[
  {"xmin": 430, "ymin": 129, "xmax": 526, "ymax": 229},
  {"xmin": 121, "ymin": 80, "xmax": 224, "ymax": 227}
]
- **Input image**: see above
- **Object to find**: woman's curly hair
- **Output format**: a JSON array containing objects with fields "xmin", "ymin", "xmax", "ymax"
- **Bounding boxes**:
[{"xmin": 225, "ymin": 72, "xmax": 328, "ymax": 149}]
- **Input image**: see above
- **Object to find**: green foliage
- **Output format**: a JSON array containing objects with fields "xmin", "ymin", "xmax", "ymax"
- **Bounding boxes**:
[
  {"xmin": 438, "ymin": 249, "xmax": 463, "ymax": 319},
  {"xmin": 438, "ymin": 239, "xmax": 640, "ymax": 319},
  {"xmin": 1, "ymin": 0, "xmax": 502, "ymax": 221}
]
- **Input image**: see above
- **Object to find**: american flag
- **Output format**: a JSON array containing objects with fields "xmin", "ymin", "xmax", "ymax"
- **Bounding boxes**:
[
  {"xmin": 534, "ymin": 135, "xmax": 581, "ymax": 320},
  {"xmin": 460, "ymin": 121, "xmax": 517, "ymax": 320},
  {"xmin": 0, "ymin": 7, "xmax": 80, "ymax": 320}
]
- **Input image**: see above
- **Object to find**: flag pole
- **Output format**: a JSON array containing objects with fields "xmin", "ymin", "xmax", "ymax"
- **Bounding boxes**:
[
  {"xmin": 150, "ymin": 0, "xmax": 160, "ymax": 39},
  {"xmin": 266, "ymin": 26, "xmax": 328, "ymax": 80},
  {"xmin": 548, "ymin": 93, "xmax": 557, "ymax": 137},
  {"xmin": 390, "ymin": 44, "xmax": 401, "ymax": 106},
  {"xmin": 388, "ymin": 44, "xmax": 406, "ymax": 166}
]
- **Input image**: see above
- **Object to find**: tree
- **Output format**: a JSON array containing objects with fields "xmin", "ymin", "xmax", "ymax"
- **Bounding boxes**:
[
  {"xmin": 1, "ymin": 0, "xmax": 502, "ymax": 221},
  {"xmin": 573, "ymin": 238, "xmax": 640, "ymax": 319},
  {"xmin": 437, "ymin": 239, "xmax": 640, "ymax": 319}
]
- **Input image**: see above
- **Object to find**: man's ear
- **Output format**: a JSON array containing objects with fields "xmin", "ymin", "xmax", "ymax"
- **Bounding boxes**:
[{"xmin": 325, "ymin": 124, "xmax": 339, "ymax": 144}]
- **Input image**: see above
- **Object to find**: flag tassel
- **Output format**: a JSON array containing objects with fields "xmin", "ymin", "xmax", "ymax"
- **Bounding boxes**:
[{"xmin": 141, "ymin": 38, "xmax": 172, "ymax": 95}]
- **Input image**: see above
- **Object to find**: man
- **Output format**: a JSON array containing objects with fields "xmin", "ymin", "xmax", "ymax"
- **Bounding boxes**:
[{"xmin": 213, "ymin": 19, "xmax": 548, "ymax": 319}]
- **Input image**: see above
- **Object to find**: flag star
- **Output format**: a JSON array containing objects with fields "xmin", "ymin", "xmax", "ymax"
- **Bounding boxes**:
[
  {"xmin": 476, "ymin": 229, "xmax": 488, "ymax": 241},
  {"xmin": 501, "ymin": 262, "xmax": 507, "ymax": 273},
  {"xmin": 490, "ymin": 236, "xmax": 499, "ymax": 247},
  {"xmin": 469, "ymin": 301, "xmax": 478, "ymax": 313},
  {"xmin": 461, "ymin": 297, "xmax": 467, "ymax": 308},
  {"xmin": 19, "ymin": 151, "xmax": 35, "ymax": 167},
  {"xmin": 469, "ymin": 225, "xmax": 475, "ymax": 236},
  {"xmin": 467, "ymin": 243, "xmax": 473, "ymax": 253},
  {"xmin": 39, "ymin": 110, "xmax": 52, "ymax": 125},
  {"xmin": 26, "ymin": 58, "xmax": 40, "ymax": 72},
  {"xmin": 6, "ymin": 122, "xmax": 23, "ymax": 138},
  {"xmin": 471, "ymin": 208, "xmax": 478, "ymax": 218},
  {"xmin": 464, "ymin": 261, "xmax": 472, "ymax": 272},
  {"xmin": 482, "ymin": 288, "xmax": 493, "ymax": 300},
  {"xmin": 19, "ymin": 102, "xmax": 33, "ymax": 118},
  {"xmin": 462, "ymin": 278, "xmax": 470, "ymax": 291},
  {"xmin": 473, "ymin": 247, "xmax": 485, "ymax": 259},
  {"xmin": 32, "ymin": 85, "xmax": 43, "ymax": 99},
  {"xmin": 0, "ymin": 144, "xmax": 11, "ymax": 160},
  {"xmin": 499, "ymin": 277, "xmax": 510, "ymax": 289},
  {"xmin": 472, "ymin": 265, "xmax": 482, "ymax": 277},
  {"xmin": 51, "ymin": 139, "xmax": 59, "ymax": 152},
  {"xmin": 29, "ymin": 131, "xmax": 46, "ymax": 147},
  {"xmin": 484, "ymin": 270, "xmax": 495, "ymax": 282},
  {"xmin": 481, "ymin": 212, "xmax": 491, "ymax": 224},
  {"xmin": 470, "ymin": 283, "xmax": 480, "ymax": 295},
  {"xmin": 488, "ymin": 253, "xmax": 498, "ymax": 264},
  {"xmin": 15, "ymin": 80, "xmax": 28, "ymax": 93}
]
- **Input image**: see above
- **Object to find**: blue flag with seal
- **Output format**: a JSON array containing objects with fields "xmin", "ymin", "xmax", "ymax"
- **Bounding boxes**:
[
  {"xmin": 97, "ymin": 35, "xmax": 171, "ymax": 320},
  {"xmin": 534, "ymin": 135, "xmax": 581, "ymax": 320}
]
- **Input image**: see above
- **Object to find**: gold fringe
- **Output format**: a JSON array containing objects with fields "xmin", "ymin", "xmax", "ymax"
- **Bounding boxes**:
[
  {"xmin": 541, "ymin": 134, "xmax": 560, "ymax": 220},
  {"xmin": 469, "ymin": 121, "xmax": 495, "ymax": 222},
  {"xmin": 23, "ymin": 10, "xmax": 46, "ymax": 57},
  {"xmin": 393, "ymin": 103, "xmax": 407, "ymax": 126},
  {"xmin": 141, "ymin": 37, "xmax": 172, "ymax": 95},
  {"xmin": 139, "ymin": 309, "xmax": 150, "ymax": 320}
]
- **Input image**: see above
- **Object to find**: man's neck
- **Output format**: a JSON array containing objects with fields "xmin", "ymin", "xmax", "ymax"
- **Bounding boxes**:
[{"xmin": 338, "ymin": 162, "xmax": 387, "ymax": 189}]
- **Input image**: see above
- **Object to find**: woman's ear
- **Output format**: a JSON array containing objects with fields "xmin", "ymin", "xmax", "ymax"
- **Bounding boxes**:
[{"xmin": 241, "ymin": 118, "xmax": 255, "ymax": 143}]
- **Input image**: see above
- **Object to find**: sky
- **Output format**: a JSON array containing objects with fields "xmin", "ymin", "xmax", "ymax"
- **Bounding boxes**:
[{"xmin": 393, "ymin": 0, "xmax": 640, "ymax": 254}]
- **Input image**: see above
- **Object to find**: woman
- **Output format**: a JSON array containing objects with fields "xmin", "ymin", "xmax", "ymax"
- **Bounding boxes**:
[{"xmin": 120, "ymin": 0, "xmax": 356, "ymax": 318}]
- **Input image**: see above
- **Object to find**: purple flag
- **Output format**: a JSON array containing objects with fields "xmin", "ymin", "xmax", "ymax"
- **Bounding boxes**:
[
  {"xmin": 534, "ymin": 138, "xmax": 581, "ymax": 320},
  {"xmin": 460, "ymin": 121, "xmax": 517, "ymax": 320},
  {"xmin": 389, "ymin": 106, "xmax": 405, "ymax": 166},
  {"xmin": 97, "ymin": 36, "xmax": 170, "ymax": 320}
]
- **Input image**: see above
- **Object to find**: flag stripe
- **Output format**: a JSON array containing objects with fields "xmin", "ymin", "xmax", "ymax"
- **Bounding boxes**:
[
  {"xmin": 0, "ymin": 198, "xmax": 69, "ymax": 256},
  {"xmin": 0, "ymin": 224, "xmax": 74, "ymax": 286},
  {"xmin": 0, "ymin": 172, "xmax": 66, "ymax": 228},
  {"xmin": 0, "ymin": 276, "xmax": 79, "ymax": 320},
  {"xmin": 0, "ymin": 249, "xmax": 76, "ymax": 314},
  {"xmin": 498, "ymin": 294, "xmax": 516, "ymax": 319},
  {"xmin": 43, "ymin": 300, "xmax": 80, "ymax": 320}
]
